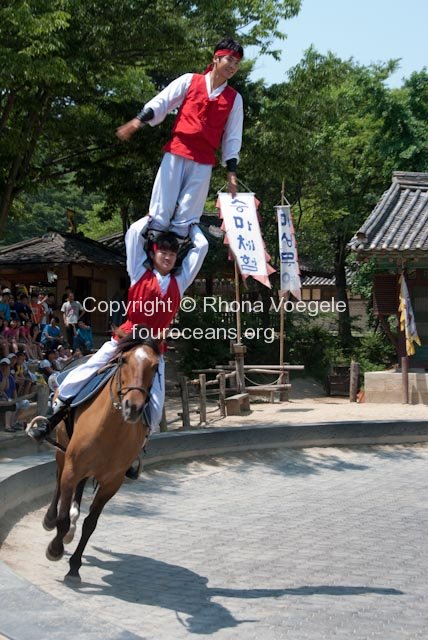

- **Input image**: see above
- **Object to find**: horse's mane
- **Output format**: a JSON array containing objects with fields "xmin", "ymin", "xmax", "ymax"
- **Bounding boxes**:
[{"xmin": 113, "ymin": 326, "xmax": 161, "ymax": 358}]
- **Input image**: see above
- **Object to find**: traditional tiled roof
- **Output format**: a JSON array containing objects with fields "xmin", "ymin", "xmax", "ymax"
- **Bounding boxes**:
[
  {"xmin": 98, "ymin": 231, "xmax": 125, "ymax": 255},
  {"xmin": 349, "ymin": 172, "xmax": 428, "ymax": 257},
  {"xmin": 301, "ymin": 274, "xmax": 335, "ymax": 286},
  {"xmin": 0, "ymin": 232, "xmax": 125, "ymax": 267}
]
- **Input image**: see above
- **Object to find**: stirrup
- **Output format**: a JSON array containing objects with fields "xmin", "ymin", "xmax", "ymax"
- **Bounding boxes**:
[{"xmin": 26, "ymin": 415, "xmax": 51, "ymax": 442}]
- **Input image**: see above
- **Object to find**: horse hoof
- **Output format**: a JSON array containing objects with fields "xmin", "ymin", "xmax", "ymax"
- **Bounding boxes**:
[
  {"xmin": 63, "ymin": 529, "xmax": 75, "ymax": 545},
  {"xmin": 42, "ymin": 517, "xmax": 56, "ymax": 531},
  {"xmin": 64, "ymin": 572, "xmax": 81, "ymax": 585},
  {"xmin": 46, "ymin": 544, "xmax": 63, "ymax": 562}
]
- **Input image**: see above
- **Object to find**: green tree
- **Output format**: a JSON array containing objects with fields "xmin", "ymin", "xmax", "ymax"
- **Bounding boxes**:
[
  {"xmin": 240, "ymin": 50, "xmax": 428, "ymax": 348},
  {"xmin": 0, "ymin": 0, "xmax": 301, "ymax": 232}
]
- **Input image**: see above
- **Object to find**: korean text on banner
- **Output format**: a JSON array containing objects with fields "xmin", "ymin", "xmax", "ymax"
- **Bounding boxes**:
[
  {"xmin": 217, "ymin": 192, "xmax": 274, "ymax": 288},
  {"xmin": 276, "ymin": 205, "xmax": 301, "ymax": 300}
]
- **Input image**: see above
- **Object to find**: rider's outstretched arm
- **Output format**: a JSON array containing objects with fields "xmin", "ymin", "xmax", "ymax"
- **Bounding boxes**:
[{"xmin": 176, "ymin": 225, "xmax": 209, "ymax": 295}]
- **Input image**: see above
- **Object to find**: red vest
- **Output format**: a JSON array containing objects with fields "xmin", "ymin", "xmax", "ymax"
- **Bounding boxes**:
[
  {"xmin": 117, "ymin": 271, "xmax": 181, "ymax": 339},
  {"xmin": 164, "ymin": 74, "xmax": 237, "ymax": 166}
]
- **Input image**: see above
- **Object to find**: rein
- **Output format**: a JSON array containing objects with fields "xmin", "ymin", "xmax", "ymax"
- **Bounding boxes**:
[{"xmin": 109, "ymin": 352, "xmax": 150, "ymax": 412}]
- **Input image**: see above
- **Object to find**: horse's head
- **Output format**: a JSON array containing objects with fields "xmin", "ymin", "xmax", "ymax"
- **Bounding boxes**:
[{"xmin": 112, "ymin": 334, "xmax": 160, "ymax": 423}]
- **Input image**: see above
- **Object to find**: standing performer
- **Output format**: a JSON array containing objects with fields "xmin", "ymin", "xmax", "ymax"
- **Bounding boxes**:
[
  {"xmin": 116, "ymin": 37, "xmax": 244, "ymax": 238},
  {"xmin": 27, "ymin": 216, "xmax": 208, "ymax": 442}
]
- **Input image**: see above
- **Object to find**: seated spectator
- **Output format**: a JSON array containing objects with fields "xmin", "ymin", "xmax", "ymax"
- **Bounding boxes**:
[
  {"xmin": 29, "ymin": 323, "xmax": 44, "ymax": 360},
  {"xmin": 0, "ymin": 357, "xmax": 28, "ymax": 432},
  {"xmin": 13, "ymin": 294, "xmax": 32, "ymax": 324},
  {"xmin": 14, "ymin": 350, "xmax": 35, "ymax": 396},
  {"xmin": 38, "ymin": 350, "xmax": 59, "ymax": 382},
  {"xmin": 56, "ymin": 345, "xmax": 73, "ymax": 370},
  {"xmin": 0, "ymin": 291, "xmax": 11, "ymax": 321},
  {"xmin": 73, "ymin": 320, "xmax": 94, "ymax": 354},
  {"xmin": 0, "ymin": 317, "xmax": 9, "ymax": 357},
  {"xmin": 3, "ymin": 318, "xmax": 19, "ymax": 353},
  {"xmin": 7, "ymin": 352, "xmax": 17, "ymax": 371},
  {"xmin": 18, "ymin": 319, "xmax": 38, "ymax": 360},
  {"xmin": 40, "ymin": 317, "xmax": 63, "ymax": 350}
]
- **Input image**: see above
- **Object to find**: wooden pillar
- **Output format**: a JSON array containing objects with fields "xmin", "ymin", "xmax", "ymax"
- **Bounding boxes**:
[
  {"xmin": 218, "ymin": 372, "xmax": 226, "ymax": 417},
  {"xmin": 401, "ymin": 356, "xmax": 409, "ymax": 404},
  {"xmin": 349, "ymin": 361, "xmax": 360, "ymax": 402},
  {"xmin": 180, "ymin": 375, "xmax": 190, "ymax": 427},
  {"xmin": 199, "ymin": 373, "xmax": 207, "ymax": 425},
  {"xmin": 232, "ymin": 343, "xmax": 247, "ymax": 393},
  {"xmin": 279, "ymin": 370, "xmax": 289, "ymax": 402}
]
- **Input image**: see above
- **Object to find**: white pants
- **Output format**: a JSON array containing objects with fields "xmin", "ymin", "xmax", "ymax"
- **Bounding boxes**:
[
  {"xmin": 149, "ymin": 152, "xmax": 212, "ymax": 237},
  {"xmin": 58, "ymin": 338, "xmax": 164, "ymax": 432}
]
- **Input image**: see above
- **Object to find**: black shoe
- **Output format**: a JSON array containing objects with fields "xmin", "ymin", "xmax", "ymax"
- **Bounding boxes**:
[
  {"xmin": 26, "ymin": 418, "xmax": 51, "ymax": 443},
  {"xmin": 26, "ymin": 403, "xmax": 70, "ymax": 443},
  {"xmin": 175, "ymin": 237, "xmax": 194, "ymax": 267}
]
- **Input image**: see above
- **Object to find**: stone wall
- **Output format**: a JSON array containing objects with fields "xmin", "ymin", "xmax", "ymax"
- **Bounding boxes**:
[{"xmin": 365, "ymin": 371, "xmax": 428, "ymax": 404}]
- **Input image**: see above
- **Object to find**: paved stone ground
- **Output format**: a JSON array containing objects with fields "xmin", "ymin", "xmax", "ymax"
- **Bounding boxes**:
[{"xmin": 2, "ymin": 444, "xmax": 428, "ymax": 639}]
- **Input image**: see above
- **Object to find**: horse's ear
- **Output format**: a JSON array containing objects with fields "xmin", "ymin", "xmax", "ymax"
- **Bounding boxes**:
[{"xmin": 114, "ymin": 327, "xmax": 129, "ymax": 340}]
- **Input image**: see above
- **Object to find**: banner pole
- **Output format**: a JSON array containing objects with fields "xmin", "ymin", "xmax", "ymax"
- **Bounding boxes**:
[
  {"xmin": 279, "ymin": 180, "xmax": 288, "ymax": 400},
  {"xmin": 234, "ymin": 259, "xmax": 242, "ymax": 344},
  {"xmin": 233, "ymin": 259, "xmax": 246, "ymax": 392},
  {"xmin": 279, "ymin": 179, "xmax": 286, "ymax": 367}
]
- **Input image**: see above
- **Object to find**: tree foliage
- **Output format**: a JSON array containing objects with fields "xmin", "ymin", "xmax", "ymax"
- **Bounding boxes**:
[
  {"xmin": 241, "ymin": 50, "xmax": 428, "ymax": 347},
  {"xmin": 0, "ymin": 0, "xmax": 301, "ymax": 231}
]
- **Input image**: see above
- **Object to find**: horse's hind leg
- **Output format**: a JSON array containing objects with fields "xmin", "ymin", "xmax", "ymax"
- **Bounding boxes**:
[
  {"xmin": 64, "ymin": 478, "xmax": 87, "ymax": 545},
  {"xmin": 66, "ymin": 476, "xmax": 123, "ymax": 583},
  {"xmin": 46, "ymin": 465, "xmax": 77, "ymax": 562},
  {"xmin": 43, "ymin": 452, "xmax": 65, "ymax": 531}
]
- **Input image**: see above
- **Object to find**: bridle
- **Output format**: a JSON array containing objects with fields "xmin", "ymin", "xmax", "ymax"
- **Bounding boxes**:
[{"xmin": 109, "ymin": 352, "xmax": 151, "ymax": 412}]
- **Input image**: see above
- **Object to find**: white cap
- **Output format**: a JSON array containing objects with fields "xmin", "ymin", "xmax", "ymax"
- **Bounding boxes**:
[{"xmin": 0, "ymin": 357, "xmax": 11, "ymax": 365}]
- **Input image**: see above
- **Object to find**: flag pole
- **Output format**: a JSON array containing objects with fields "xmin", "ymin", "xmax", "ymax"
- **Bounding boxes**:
[
  {"xmin": 233, "ymin": 258, "xmax": 246, "ymax": 392},
  {"xmin": 234, "ymin": 259, "xmax": 242, "ymax": 344},
  {"xmin": 279, "ymin": 179, "xmax": 287, "ymax": 400},
  {"xmin": 279, "ymin": 179, "xmax": 285, "ymax": 364}
]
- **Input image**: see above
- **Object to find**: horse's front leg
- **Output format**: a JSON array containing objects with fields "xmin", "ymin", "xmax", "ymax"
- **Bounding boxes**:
[
  {"xmin": 43, "ymin": 452, "xmax": 65, "ymax": 531},
  {"xmin": 65, "ymin": 475, "xmax": 124, "ymax": 583}
]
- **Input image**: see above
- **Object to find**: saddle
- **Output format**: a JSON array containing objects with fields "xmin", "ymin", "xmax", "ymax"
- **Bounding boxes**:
[{"xmin": 55, "ymin": 363, "xmax": 118, "ymax": 409}]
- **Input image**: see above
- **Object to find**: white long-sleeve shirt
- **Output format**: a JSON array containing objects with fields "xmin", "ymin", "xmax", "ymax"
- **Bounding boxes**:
[
  {"xmin": 143, "ymin": 73, "xmax": 243, "ymax": 165},
  {"xmin": 125, "ymin": 216, "xmax": 208, "ymax": 295}
]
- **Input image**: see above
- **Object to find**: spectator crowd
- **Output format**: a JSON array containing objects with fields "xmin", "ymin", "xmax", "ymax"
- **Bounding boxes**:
[{"xmin": 0, "ymin": 284, "xmax": 94, "ymax": 433}]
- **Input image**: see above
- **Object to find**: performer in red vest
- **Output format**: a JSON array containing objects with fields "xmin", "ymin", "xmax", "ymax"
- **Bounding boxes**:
[
  {"xmin": 27, "ymin": 216, "xmax": 208, "ymax": 442},
  {"xmin": 116, "ymin": 37, "xmax": 244, "ymax": 238}
]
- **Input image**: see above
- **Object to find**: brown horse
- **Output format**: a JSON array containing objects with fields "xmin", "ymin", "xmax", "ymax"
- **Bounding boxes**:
[{"xmin": 42, "ymin": 333, "xmax": 160, "ymax": 583}]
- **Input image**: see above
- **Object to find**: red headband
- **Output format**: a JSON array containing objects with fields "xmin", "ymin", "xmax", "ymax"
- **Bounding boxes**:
[{"xmin": 214, "ymin": 49, "xmax": 242, "ymax": 60}]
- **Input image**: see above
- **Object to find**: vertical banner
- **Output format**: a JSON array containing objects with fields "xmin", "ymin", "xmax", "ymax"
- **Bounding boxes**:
[
  {"xmin": 399, "ymin": 273, "xmax": 421, "ymax": 356},
  {"xmin": 217, "ymin": 193, "xmax": 275, "ymax": 288},
  {"xmin": 276, "ymin": 205, "xmax": 301, "ymax": 300}
]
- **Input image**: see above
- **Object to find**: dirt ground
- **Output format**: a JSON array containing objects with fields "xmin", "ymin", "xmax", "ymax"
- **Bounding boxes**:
[{"xmin": 164, "ymin": 367, "xmax": 428, "ymax": 431}]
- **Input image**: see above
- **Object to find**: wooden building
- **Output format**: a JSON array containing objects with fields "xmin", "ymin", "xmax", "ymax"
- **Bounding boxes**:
[
  {"xmin": 349, "ymin": 171, "xmax": 428, "ymax": 368},
  {"xmin": 0, "ymin": 231, "xmax": 127, "ymax": 333}
]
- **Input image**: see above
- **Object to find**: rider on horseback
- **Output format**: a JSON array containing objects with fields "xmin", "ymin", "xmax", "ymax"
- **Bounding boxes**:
[{"xmin": 27, "ymin": 216, "xmax": 208, "ymax": 442}]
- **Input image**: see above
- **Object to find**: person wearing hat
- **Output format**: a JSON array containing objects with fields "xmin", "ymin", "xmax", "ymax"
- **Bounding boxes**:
[
  {"xmin": 0, "ymin": 357, "xmax": 26, "ymax": 432},
  {"xmin": 116, "ymin": 37, "xmax": 244, "ymax": 239},
  {"xmin": 27, "ymin": 215, "xmax": 208, "ymax": 444}
]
